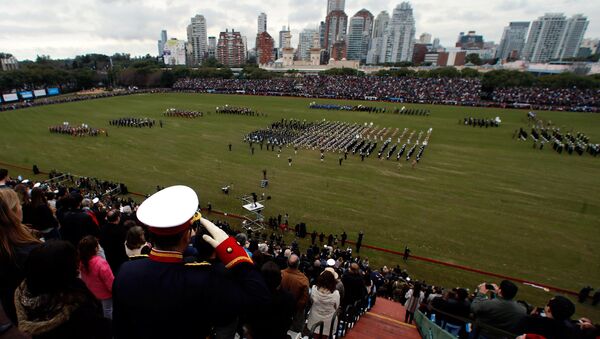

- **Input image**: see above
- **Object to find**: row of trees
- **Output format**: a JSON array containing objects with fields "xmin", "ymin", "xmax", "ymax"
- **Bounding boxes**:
[{"xmin": 2, "ymin": 53, "xmax": 600, "ymax": 92}]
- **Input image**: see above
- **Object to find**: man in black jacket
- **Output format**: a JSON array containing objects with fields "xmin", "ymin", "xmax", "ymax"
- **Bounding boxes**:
[
  {"xmin": 60, "ymin": 193, "xmax": 99, "ymax": 247},
  {"xmin": 113, "ymin": 185, "xmax": 270, "ymax": 339}
]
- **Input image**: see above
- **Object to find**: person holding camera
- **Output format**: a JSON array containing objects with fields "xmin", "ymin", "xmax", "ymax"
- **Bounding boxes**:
[
  {"xmin": 112, "ymin": 185, "xmax": 270, "ymax": 339},
  {"xmin": 470, "ymin": 280, "xmax": 526, "ymax": 337},
  {"xmin": 514, "ymin": 295, "xmax": 577, "ymax": 339}
]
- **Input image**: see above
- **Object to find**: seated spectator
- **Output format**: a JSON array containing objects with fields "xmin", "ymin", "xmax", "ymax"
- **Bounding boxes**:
[
  {"xmin": 0, "ymin": 189, "xmax": 41, "ymax": 323},
  {"xmin": 515, "ymin": 295, "xmax": 577, "ymax": 339},
  {"xmin": 79, "ymin": 235, "xmax": 115, "ymax": 319},
  {"xmin": 14, "ymin": 240, "xmax": 111, "ymax": 338},
  {"xmin": 307, "ymin": 269, "xmax": 341, "ymax": 337},
  {"xmin": 471, "ymin": 280, "xmax": 526, "ymax": 337},
  {"xmin": 247, "ymin": 261, "xmax": 295, "ymax": 339},
  {"xmin": 124, "ymin": 226, "xmax": 151, "ymax": 258}
]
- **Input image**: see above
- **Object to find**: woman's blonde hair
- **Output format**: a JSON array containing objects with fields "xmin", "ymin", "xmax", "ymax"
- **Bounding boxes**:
[{"xmin": 0, "ymin": 189, "xmax": 41, "ymax": 259}]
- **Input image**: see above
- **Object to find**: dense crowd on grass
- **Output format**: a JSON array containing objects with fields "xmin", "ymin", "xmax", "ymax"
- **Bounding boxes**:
[
  {"xmin": 163, "ymin": 107, "xmax": 203, "ymax": 118},
  {"xmin": 515, "ymin": 116, "xmax": 599, "ymax": 157},
  {"xmin": 2, "ymin": 167, "xmax": 599, "ymax": 339},
  {"xmin": 109, "ymin": 117, "xmax": 157, "ymax": 128},
  {"xmin": 243, "ymin": 119, "xmax": 432, "ymax": 164},
  {"xmin": 48, "ymin": 122, "xmax": 105, "ymax": 137}
]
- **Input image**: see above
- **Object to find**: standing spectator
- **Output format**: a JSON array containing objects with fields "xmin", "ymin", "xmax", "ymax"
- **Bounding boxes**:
[
  {"xmin": 281, "ymin": 254, "xmax": 309, "ymax": 332},
  {"xmin": 28, "ymin": 187, "xmax": 60, "ymax": 240},
  {"xmin": 247, "ymin": 261, "xmax": 295, "ymax": 339},
  {"xmin": 99, "ymin": 209, "xmax": 128, "ymax": 274},
  {"xmin": 124, "ymin": 226, "xmax": 151, "ymax": 258},
  {"xmin": 356, "ymin": 231, "xmax": 364, "ymax": 253},
  {"xmin": 0, "ymin": 189, "xmax": 41, "ymax": 323},
  {"xmin": 14, "ymin": 240, "xmax": 110, "ymax": 338},
  {"xmin": 60, "ymin": 192, "xmax": 99, "ymax": 247},
  {"xmin": 471, "ymin": 280, "xmax": 527, "ymax": 336},
  {"xmin": 79, "ymin": 235, "xmax": 115, "ymax": 319},
  {"xmin": 341, "ymin": 263, "xmax": 366, "ymax": 308},
  {"xmin": 0, "ymin": 169, "xmax": 10, "ymax": 189},
  {"xmin": 112, "ymin": 185, "xmax": 269, "ymax": 338},
  {"xmin": 307, "ymin": 270, "xmax": 340, "ymax": 337},
  {"xmin": 404, "ymin": 281, "xmax": 424, "ymax": 324}
]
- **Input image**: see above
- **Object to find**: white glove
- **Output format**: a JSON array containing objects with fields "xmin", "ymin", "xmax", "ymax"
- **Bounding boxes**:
[{"xmin": 200, "ymin": 218, "xmax": 229, "ymax": 248}]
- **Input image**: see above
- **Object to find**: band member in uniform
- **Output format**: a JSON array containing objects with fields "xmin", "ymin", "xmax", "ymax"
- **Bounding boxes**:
[{"xmin": 113, "ymin": 185, "xmax": 270, "ymax": 338}]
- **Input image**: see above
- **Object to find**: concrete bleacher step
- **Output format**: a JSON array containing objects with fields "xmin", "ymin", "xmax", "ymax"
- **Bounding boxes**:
[{"xmin": 345, "ymin": 298, "xmax": 420, "ymax": 339}]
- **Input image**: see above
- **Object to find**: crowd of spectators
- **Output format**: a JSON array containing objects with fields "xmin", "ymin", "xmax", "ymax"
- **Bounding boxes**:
[
  {"xmin": 3, "ymin": 77, "xmax": 598, "ymax": 113},
  {"xmin": 173, "ymin": 76, "xmax": 600, "ymax": 112},
  {"xmin": 0, "ymin": 88, "xmax": 170, "ymax": 112},
  {"xmin": 1, "ymin": 169, "xmax": 599, "ymax": 339}
]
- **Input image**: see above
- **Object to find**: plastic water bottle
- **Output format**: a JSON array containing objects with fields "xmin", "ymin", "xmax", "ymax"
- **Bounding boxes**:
[{"xmin": 430, "ymin": 313, "xmax": 436, "ymax": 322}]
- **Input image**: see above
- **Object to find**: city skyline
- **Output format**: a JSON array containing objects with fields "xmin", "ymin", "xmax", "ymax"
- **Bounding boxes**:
[{"xmin": 1, "ymin": 0, "xmax": 599, "ymax": 60}]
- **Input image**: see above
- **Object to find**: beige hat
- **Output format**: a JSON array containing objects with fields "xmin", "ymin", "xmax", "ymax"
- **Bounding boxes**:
[{"xmin": 323, "ymin": 267, "xmax": 339, "ymax": 280}]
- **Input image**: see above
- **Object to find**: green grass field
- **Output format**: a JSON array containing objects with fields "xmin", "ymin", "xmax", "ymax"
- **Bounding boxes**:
[{"xmin": 1, "ymin": 93, "xmax": 599, "ymax": 317}]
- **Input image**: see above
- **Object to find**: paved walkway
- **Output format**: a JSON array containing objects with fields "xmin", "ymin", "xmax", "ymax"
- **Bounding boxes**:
[{"xmin": 346, "ymin": 298, "xmax": 421, "ymax": 339}]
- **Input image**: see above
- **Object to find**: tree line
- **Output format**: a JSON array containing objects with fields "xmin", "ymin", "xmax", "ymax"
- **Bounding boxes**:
[{"xmin": 1, "ymin": 52, "xmax": 599, "ymax": 93}]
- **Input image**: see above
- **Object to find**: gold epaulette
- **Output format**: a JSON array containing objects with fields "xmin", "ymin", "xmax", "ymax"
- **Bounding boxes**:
[{"xmin": 185, "ymin": 261, "xmax": 211, "ymax": 267}]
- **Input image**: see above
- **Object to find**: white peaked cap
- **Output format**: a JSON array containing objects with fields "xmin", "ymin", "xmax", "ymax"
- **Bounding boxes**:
[{"xmin": 137, "ymin": 185, "xmax": 198, "ymax": 229}]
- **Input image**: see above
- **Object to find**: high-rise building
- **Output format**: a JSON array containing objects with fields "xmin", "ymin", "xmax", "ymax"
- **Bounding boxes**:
[
  {"xmin": 158, "ymin": 30, "xmax": 168, "ymax": 57},
  {"xmin": 347, "ymin": 17, "xmax": 364, "ymax": 61},
  {"xmin": 366, "ymin": 10, "xmax": 389, "ymax": 64},
  {"xmin": 163, "ymin": 38, "xmax": 187, "ymax": 65},
  {"xmin": 256, "ymin": 31, "xmax": 275, "ymax": 64},
  {"xmin": 557, "ymin": 14, "xmax": 589, "ymax": 60},
  {"xmin": 217, "ymin": 29, "xmax": 246, "ymax": 66},
  {"xmin": 325, "ymin": 10, "xmax": 348, "ymax": 54},
  {"xmin": 187, "ymin": 15, "xmax": 207, "ymax": 65},
  {"xmin": 207, "ymin": 36, "xmax": 216, "ymax": 59},
  {"xmin": 456, "ymin": 31, "xmax": 484, "ymax": 49},
  {"xmin": 278, "ymin": 26, "xmax": 291, "ymax": 58},
  {"xmin": 419, "ymin": 33, "xmax": 432, "ymax": 44},
  {"xmin": 347, "ymin": 9, "xmax": 374, "ymax": 62},
  {"xmin": 258, "ymin": 12, "xmax": 267, "ymax": 34},
  {"xmin": 496, "ymin": 22, "xmax": 530, "ymax": 60},
  {"xmin": 432, "ymin": 38, "xmax": 440, "ymax": 50},
  {"xmin": 319, "ymin": 21, "xmax": 326, "ymax": 51},
  {"xmin": 523, "ymin": 13, "xmax": 567, "ymax": 63},
  {"xmin": 327, "ymin": 0, "xmax": 345, "ymax": 14},
  {"xmin": 381, "ymin": 2, "xmax": 415, "ymax": 63},
  {"xmin": 299, "ymin": 28, "xmax": 319, "ymax": 60}
]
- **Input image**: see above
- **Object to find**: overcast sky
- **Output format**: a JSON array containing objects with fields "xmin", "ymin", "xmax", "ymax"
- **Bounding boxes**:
[{"xmin": 1, "ymin": 0, "xmax": 598, "ymax": 60}]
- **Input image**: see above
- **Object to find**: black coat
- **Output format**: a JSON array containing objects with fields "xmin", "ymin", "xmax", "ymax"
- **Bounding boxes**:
[
  {"xmin": 113, "ymin": 257, "xmax": 270, "ymax": 339},
  {"xmin": 60, "ymin": 209, "xmax": 98, "ymax": 247}
]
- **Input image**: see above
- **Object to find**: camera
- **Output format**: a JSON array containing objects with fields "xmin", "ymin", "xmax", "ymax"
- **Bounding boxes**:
[{"xmin": 485, "ymin": 284, "xmax": 495, "ymax": 291}]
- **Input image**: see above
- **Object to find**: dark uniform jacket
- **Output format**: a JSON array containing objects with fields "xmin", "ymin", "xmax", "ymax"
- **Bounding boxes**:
[{"xmin": 113, "ymin": 237, "xmax": 270, "ymax": 339}]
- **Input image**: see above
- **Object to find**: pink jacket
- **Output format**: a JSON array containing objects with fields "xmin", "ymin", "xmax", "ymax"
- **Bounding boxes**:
[{"xmin": 80, "ymin": 255, "xmax": 114, "ymax": 300}]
